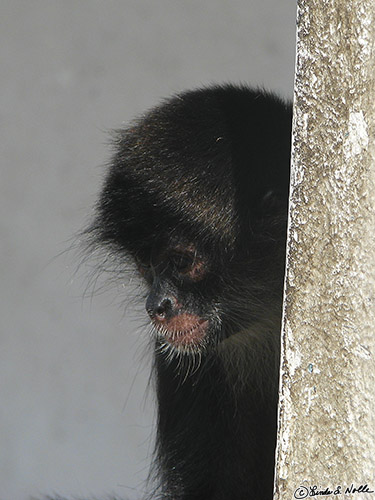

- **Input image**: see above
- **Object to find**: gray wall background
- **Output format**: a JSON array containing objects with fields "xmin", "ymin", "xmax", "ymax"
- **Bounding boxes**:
[{"xmin": 1, "ymin": 2, "xmax": 296, "ymax": 499}]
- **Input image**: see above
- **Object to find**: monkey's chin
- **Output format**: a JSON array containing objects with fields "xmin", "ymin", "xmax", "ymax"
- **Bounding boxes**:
[{"xmin": 154, "ymin": 316, "xmax": 209, "ymax": 351}]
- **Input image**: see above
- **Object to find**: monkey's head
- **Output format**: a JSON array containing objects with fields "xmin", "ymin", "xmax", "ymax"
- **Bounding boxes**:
[{"xmin": 93, "ymin": 85, "xmax": 292, "ymax": 356}]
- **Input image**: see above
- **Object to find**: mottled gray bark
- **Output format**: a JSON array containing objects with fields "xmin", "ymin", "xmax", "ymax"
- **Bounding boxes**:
[{"xmin": 274, "ymin": 1, "xmax": 375, "ymax": 499}]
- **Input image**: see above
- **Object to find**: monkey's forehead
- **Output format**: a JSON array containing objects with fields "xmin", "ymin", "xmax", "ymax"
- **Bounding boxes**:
[
  {"xmin": 95, "ymin": 84, "xmax": 292, "ymax": 255},
  {"xmin": 97, "ymin": 162, "xmax": 238, "ymax": 256}
]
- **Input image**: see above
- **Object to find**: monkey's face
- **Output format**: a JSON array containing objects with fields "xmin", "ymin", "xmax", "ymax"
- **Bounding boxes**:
[
  {"xmin": 135, "ymin": 237, "xmax": 224, "ymax": 355},
  {"xmin": 132, "ymin": 222, "xmax": 286, "ymax": 357}
]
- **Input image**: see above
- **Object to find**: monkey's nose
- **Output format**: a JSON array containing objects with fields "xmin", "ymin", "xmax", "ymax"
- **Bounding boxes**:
[{"xmin": 146, "ymin": 296, "xmax": 174, "ymax": 322}]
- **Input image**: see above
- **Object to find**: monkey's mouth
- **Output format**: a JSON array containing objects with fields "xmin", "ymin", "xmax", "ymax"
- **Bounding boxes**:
[{"xmin": 152, "ymin": 313, "xmax": 209, "ymax": 347}]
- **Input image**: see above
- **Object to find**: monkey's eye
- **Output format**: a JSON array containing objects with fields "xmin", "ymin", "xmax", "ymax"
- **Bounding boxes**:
[
  {"xmin": 134, "ymin": 256, "xmax": 152, "ymax": 279},
  {"xmin": 168, "ymin": 251, "xmax": 194, "ymax": 273},
  {"xmin": 137, "ymin": 262, "xmax": 151, "ymax": 278},
  {"xmin": 168, "ymin": 250, "xmax": 206, "ymax": 281}
]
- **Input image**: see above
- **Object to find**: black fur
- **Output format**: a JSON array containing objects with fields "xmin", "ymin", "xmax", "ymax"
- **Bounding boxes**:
[{"xmin": 91, "ymin": 84, "xmax": 292, "ymax": 500}]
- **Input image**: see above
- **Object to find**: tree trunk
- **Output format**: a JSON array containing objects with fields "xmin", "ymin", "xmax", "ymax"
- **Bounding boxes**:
[{"xmin": 274, "ymin": 1, "xmax": 375, "ymax": 498}]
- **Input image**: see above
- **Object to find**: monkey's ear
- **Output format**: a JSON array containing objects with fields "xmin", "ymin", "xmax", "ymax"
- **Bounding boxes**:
[{"xmin": 260, "ymin": 189, "xmax": 287, "ymax": 214}]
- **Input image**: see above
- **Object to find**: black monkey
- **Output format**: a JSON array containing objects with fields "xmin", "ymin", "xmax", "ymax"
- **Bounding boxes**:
[{"xmin": 91, "ymin": 84, "xmax": 292, "ymax": 500}]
